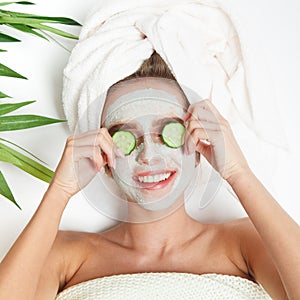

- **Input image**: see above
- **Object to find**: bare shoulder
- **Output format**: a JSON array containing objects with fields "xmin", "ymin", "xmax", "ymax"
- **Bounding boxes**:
[
  {"xmin": 35, "ymin": 230, "xmax": 101, "ymax": 297},
  {"xmin": 213, "ymin": 217, "xmax": 254, "ymax": 276},
  {"xmin": 223, "ymin": 217, "xmax": 288, "ymax": 299},
  {"xmin": 55, "ymin": 230, "xmax": 102, "ymax": 279},
  {"xmin": 220, "ymin": 216, "xmax": 265, "ymax": 273},
  {"xmin": 220, "ymin": 216, "xmax": 257, "ymax": 242}
]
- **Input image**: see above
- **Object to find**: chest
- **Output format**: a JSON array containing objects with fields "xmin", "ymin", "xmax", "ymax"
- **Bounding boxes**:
[{"xmin": 63, "ymin": 233, "xmax": 249, "ymax": 290}]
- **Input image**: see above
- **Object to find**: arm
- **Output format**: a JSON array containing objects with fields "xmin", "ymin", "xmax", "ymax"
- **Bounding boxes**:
[
  {"xmin": 184, "ymin": 99, "xmax": 300, "ymax": 299},
  {"xmin": 0, "ymin": 187, "xmax": 68, "ymax": 300},
  {"xmin": 228, "ymin": 170, "xmax": 300, "ymax": 300},
  {"xmin": 0, "ymin": 128, "xmax": 118, "ymax": 299}
]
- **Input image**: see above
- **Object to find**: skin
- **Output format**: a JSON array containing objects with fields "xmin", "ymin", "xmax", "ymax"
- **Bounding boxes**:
[
  {"xmin": 0, "ymin": 77, "xmax": 299, "ymax": 300},
  {"xmin": 103, "ymin": 88, "xmax": 196, "ymax": 214}
]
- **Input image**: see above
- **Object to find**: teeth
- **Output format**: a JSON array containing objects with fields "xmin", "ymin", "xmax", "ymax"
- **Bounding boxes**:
[{"xmin": 138, "ymin": 172, "xmax": 172, "ymax": 183}]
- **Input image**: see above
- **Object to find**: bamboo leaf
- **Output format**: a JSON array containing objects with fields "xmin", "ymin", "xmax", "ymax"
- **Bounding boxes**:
[
  {"xmin": 0, "ymin": 63, "xmax": 27, "ymax": 79},
  {"xmin": 0, "ymin": 49, "xmax": 7, "ymax": 52},
  {"xmin": 0, "ymin": 137, "xmax": 46, "ymax": 164},
  {"xmin": 0, "ymin": 15, "xmax": 44, "ymax": 24},
  {"xmin": 15, "ymin": 1, "xmax": 34, "ymax": 4},
  {"xmin": 40, "ymin": 30, "xmax": 70, "ymax": 52},
  {"xmin": 0, "ymin": 114, "xmax": 65, "ymax": 131},
  {"xmin": 25, "ymin": 23, "xmax": 78, "ymax": 39},
  {"xmin": 0, "ymin": 100, "xmax": 35, "ymax": 115},
  {"xmin": 8, "ymin": 23, "xmax": 48, "ymax": 40},
  {"xmin": 27, "ymin": 16, "xmax": 81, "ymax": 26},
  {"xmin": 0, "ymin": 142, "xmax": 53, "ymax": 182},
  {"xmin": 0, "ymin": 17, "xmax": 78, "ymax": 39},
  {"xmin": 0, "ymin": 1, "xmax": 34, "ymax": 6},
  {"xmin": 0, "ymin": 91, "xmax": 11, "ymax": 98},
  {"xmin": 0, "ymin": 15, "xmax": 79, "ymax": 26},
  {"xmin": 0, "ymin": 170, "xmax": 21, "ymax": 209},
  {"xmin": 0, "ymin": 32, "xmax": 20, "ymax": 42},
  {"xmin": 0, "ymin": 9, "xmax": 80, "ymax": 25}
]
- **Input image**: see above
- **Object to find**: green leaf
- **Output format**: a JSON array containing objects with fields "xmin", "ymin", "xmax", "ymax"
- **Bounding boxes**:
[
  {"xmin": 0, "ymin": 15, "xmax": 44, "ymax": 25},
  {"xmin": 0, "ymin": 137, "xmax": 46, "ymax": 164},
  {"xmin": 15, "ymin": 1, "xmax": 34, "ymax": 4},
  {"xmin": 0, "ymin": 1, "xmax": 34, "ymax": 6},
  {"xmin": 0, "ymin": 17, "xmax": 78, "ymax": 39},
  {"xmin": 0, "ymin": 91, "xmax": 11, "ymax": 98},
  {"xmin": 0, "ymin": 63, "xmax": 27, "ymax": 79},
  {"xmin": 0, "ymin": 32, "xmax": 20, "ymax": 42},
  {"xmin": 28, "ymin": 16, "xmax": 81, "ymax": 26},
  {"xmin": 0, "ymin": 100, "xmax": 35, "ymax": 115},
  {"xmin": 0, "ymin": 170, "xmax": 21, "ymax": 209},
  {"xmin": 0, "ymin": 9, "xmax": 81, "ymax": 26},
  {"xmin": 29, "ymin": 23, "xmax": 78, "ymax": 39},
  {"xmin": 0, "ymin": 49, "xmax": 7, "ymax": 52},
  {"xmin": 40, "ymin": 30, "xmax": 70, "ymax": 52},
  {"xmin": 8, "ymin": 23, "xmax": 48, "ymax": 40},
  {"xmin": 0, "ymin": 114, "xmax": 65, "ymax": 131},
  {"xmin": 0, "ymin": 142, "xmax": 53, "ymax": 182}
]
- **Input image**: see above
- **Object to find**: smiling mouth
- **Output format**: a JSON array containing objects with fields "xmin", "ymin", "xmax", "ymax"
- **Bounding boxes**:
[
  {"xmin": 133, "ymin": 170, "xmax": 176, "ymax": 189},
  {"xmin": 137, "ymin": 172, "xmax": 172, "ymax": 183}
]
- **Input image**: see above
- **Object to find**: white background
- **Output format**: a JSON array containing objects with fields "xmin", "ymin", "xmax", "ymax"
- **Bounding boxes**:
[{"xmin": 0, "ymin": 0, "xmax": 300, "ymax": 260}]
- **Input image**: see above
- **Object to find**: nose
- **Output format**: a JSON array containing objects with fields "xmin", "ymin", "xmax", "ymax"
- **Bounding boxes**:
[{"xmin": 136, "ymin": 135, "xmax": 162, "ymax": 166}]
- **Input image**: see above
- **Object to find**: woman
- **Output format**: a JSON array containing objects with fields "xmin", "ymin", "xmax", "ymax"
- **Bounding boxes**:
[{"xmin": 0, "ymin": 53, "xmax": 299, "ymax": 300}]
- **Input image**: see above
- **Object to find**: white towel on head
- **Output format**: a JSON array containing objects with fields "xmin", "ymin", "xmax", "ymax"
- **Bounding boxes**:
[
  {"xmin": 62, "ymin": 0, "xmax": 287, "ymax": 152},
  {"xmin": 61, "ymin": 0, "xmax": 289, "ymax": 223}
]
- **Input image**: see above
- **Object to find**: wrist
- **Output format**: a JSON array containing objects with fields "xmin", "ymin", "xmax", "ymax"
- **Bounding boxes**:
[
  {"xmin": 226, "ymin": 166, "xmax": 254, "ymax": 187},
  {"xmin": 44, "ymin": 182, "xmax": 72, "ymax": 207}
]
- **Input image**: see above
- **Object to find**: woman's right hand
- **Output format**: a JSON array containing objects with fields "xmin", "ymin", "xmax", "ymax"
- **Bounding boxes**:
[{"xmin": 49, "ymin": 128, "xmax": 122, "ymax": 199}]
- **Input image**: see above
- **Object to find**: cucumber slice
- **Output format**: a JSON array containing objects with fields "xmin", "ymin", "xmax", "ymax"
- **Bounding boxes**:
[
  {"xmin": 162, "ymin": 122, "xmax": 186, "ymax": 148},
  {"xmin": 112, "ymin": 130, "xmax": 136, "ymax": 155}
]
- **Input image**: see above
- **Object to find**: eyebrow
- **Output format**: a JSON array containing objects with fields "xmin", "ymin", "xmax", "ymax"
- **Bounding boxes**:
[
  {"xmin": 107, "ymin": 122, "xmax": 141, "ymax": 135},
  {"xmin": 152, "ymin": 116, "xmax": 184, "ymax": 127},
  {"xmin": 106, "ymin": 115, "xmax": 184, "ymax": 135}
]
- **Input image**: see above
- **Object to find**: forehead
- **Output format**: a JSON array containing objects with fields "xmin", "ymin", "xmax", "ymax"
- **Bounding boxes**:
[
  {"xmin": 104, "ymin": 89, "xmax": 185, "ymax": 127},
  {"xmin": 101, "ymin": 78, "xmax": 187, "ymax": 125}
]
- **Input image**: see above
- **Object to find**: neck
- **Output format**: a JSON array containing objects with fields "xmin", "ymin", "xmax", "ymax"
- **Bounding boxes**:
[{"xmin": 118, "ymin": 195, "xmax": 207, "ymax": 254}]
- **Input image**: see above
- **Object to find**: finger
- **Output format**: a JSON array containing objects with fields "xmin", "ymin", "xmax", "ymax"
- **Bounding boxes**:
[
  {"xmin": 185, "ymin": 128, "xmax": 217, "ymax": 155},
  {"xmin": 71, "ymin": 129, "xmax": 116, "ymax": 168},
  {"xmin": 184, "ymin": 112, "xmax": 192, "ymax": 123},
  {"xmin": 186, "ymin": 127, "xmax": 210, "ymax": 155},
  {"xmin": 113, "ymin": 145, "xmax": 125, "ymax": 158},
  {"xmin": 184, "ymin": 119, "xmax": 217, "ymax": 151},
  {"xmin": 71, "ymin": 128, "xmax": 112, "ymax": 146},
  {"xmin": 197, "ymin": 99, "xmax": 227, "ymax": 123},
  {"xmin": 95, "ymin": 135, "xmax": 115, "ymax": 168},
  {"xmin": 72, "ymin": 129, "xmax": 125, "ymax": 158},
  {"xmin": 73, "ymin": 145, "xmax": 105, "ymax": 172},
  {"xmin": 186, "ymin": 99, "xmax": 224, "ymax": 124},
  {"xmin": 71, "ymin": 127, "xmax": 109, "ymax": 140},
  {"xmin": 187, "ymin": 119, "xmax": 221, "ymax": 132}
]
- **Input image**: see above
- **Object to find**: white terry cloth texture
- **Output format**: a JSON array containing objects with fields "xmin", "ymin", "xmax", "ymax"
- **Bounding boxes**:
[
  {"xmin": 62, "ymin": 0, "xmax": 289, "ymax": 222},
  {"xmin": 62, "ymin": 0, "xmax": 287, "ymax": 148},
  {"xmin": 55, "ymin": 272, "xmax": 272, "ymax": 299}
]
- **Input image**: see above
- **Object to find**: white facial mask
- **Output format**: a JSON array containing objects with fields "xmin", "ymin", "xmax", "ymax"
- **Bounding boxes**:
[{"xmin": 104, "ymin": 88, "xmax": 196, "ymax": 211}]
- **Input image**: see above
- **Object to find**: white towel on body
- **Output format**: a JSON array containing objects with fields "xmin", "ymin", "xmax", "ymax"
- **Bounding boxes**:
[{"xmin": 56, "ymin": 272, "xmax": 272, "ymax": 300}]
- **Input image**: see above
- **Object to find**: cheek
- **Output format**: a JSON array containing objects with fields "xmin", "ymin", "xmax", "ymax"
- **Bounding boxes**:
[
  {"xmin": 114, "ymin": 155, "xmax": 136, "ymax": 179},
  {"xmin": 114, "ymin": 143, "xmax": 184, "ymax": 176},
  {"xmin": 154, "ymin": 143, "xmax": 183, "ymax": 161}
]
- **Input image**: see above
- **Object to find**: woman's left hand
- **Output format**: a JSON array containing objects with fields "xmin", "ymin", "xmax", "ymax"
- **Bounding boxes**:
[{"xmin": 184, "ymin": 99, "xmax": 250, "ymax": 183}]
